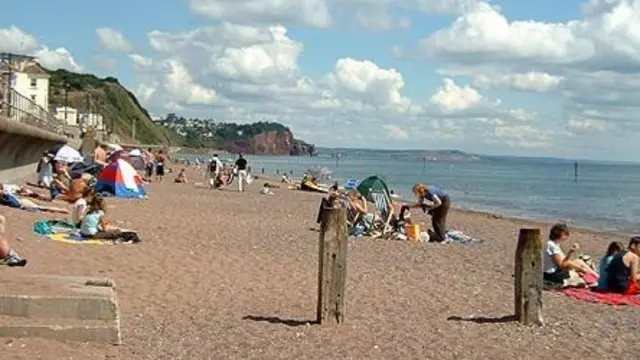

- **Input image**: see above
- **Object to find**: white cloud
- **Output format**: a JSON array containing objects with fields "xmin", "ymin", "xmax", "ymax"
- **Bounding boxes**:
[
  {"xmin": 473, "ymin": 72, "xmax": 564, "ymax": 92},
  {"xmin": 129, "ymin": 54, "xmax": 153, "ymax": 68},
  {"xmin": 328, "ymin": 58, "xmax": 410, "ymax": 108},
  {"xmin": 0, "ymin": 26, "xmax": 81, "ymax": 71},
  {"xmin": 188, "ymin": 0, "xmax": 332, "ymax": 27},
  {"xmin": 429, "ymin": 78, "xmax": 482, "ymax": 112},
  {"xmin": 96, "ymin": 27, "xmax": 133, "ymax": 52}
]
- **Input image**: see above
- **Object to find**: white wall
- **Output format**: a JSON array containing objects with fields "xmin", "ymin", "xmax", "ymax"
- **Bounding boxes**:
[
  {"xmin": 53, "ymin": 106, "xmax": 78, "ymax": 126},
  {"xmin": 12, "ymin": 72, "xmax": 49, "ymax": 111}
]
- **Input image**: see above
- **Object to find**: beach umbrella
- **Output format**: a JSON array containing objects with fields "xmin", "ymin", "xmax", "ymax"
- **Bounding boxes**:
[
  {"xmin": 356, "ymin": 175, "xmax": 391, "ymax": 203},
  {"xmin": 344, "ymin": 179, "xmax": 359, "ymax": 190},
  {"xmin": 129, "ymin": 149, "xmax": 142, "ymax": 157},
  {"xmin": 53, "ymin": 145, "xmax": 84, "ymax": 163}
]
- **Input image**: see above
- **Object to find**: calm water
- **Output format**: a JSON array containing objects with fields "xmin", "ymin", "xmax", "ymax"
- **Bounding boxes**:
[{"xmin": 185, "ymin": 149, "xmax": 640, "ymax": 235}]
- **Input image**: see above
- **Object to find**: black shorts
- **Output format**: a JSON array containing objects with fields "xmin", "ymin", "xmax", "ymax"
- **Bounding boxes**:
[
  {"xmin": 156, "ymin": 164, "xmax": 165, "ymax": 176},
  {"xmin": 145, "ymin": 164, "xmax": 154, "ymax": 177},
  {"xmin": 543, "ymin": 269, "xmax": 570, "ymax": 284}
]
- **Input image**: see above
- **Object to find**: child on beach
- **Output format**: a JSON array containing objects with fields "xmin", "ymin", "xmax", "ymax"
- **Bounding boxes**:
[
  {"xmin": 260, "ymin": 183, "xmax": 274, "ymax": 195},
  {"xmin": 606, "ymin": 236, "xmax": 640, "ymax": 295},
  {"xmin": 80, "ymin": 195, "xmax": 122, "ymax": 240},
  {"xmin": 0, "ymin": 215, "xmax": 27, "ymax": 267},
  {"xmin": 596, "ymin": 241, "xmax": 625, "ymax": 292},
  {"xmin": 175, "ymin": 168, "xmax": 188, "ymax": 184},
  {"xmin": 72, "ymin": 187, "xmax": 94, "ymax": 228},
  {"xmin": 543, "ymin": 223, "xmax": 598, "ymax": 287}
]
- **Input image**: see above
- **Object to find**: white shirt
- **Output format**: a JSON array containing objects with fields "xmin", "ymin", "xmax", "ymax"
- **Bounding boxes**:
[
  {"xmin": 0, "ymin": 184, "xmax": 20, "ymax": 195},
  {"xmin": 543, "ymin": 240, "xmax": 564, "ymax": 274},
  {"xmin": 72, "ymin": 198, "xmax": 87, "ymax": 225}
]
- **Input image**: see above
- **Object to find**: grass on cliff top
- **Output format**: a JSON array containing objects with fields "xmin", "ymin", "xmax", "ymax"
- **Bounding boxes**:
[{"xmin": 48, "ymin": 69, "xmax": 179, "ymax": 145}]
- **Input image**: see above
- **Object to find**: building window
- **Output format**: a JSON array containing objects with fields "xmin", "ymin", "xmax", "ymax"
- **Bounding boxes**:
[
  {"xmin": 30, "ymin": 78, "xmax": 37, "ymax": 88},
  {"xmin": 30, "ymin": 95, "xmax": 36, "ymax": 102}
]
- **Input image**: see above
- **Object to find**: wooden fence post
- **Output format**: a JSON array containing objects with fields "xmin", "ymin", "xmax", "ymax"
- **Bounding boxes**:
[
  {"xmin": 514, "ymin": 228, "xmax": 544, "ymax": 326},
  {"xmin": 317, "ymin": 206, "xmax": 348, "ymax": 325}
]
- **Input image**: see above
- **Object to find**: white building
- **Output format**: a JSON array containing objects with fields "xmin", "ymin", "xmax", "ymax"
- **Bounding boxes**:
[
  {"xmin": 4, "ymin": 57, "xmax": 49, "ymax": 110},
  {"xmin": 52, "ymin": 106, "xmax": 78, "ymax": 126},
  {"xmin": 78, "ymin": 112, "xmax": 104, "ymax": 131}
]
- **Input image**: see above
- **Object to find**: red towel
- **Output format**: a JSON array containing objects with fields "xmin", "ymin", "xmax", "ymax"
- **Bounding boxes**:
[{"xmin": 558, "ymin": 288, "xmax": 640, "ymax": 307}]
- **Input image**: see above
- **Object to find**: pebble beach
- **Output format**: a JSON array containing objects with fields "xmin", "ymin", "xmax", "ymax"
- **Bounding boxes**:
[{"xmin": 1, "ymin": 168, "xmax": 639, "ymax": 360}]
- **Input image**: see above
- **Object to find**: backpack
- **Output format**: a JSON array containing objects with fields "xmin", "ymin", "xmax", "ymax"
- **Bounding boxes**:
[{"xmin": 209, "ymin": 159, "xmax": 218, "ymax": 172}]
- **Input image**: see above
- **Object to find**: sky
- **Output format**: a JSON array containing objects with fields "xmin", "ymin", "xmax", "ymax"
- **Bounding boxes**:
[{"xmin": 1, "ymin": 0, "xmax": 639, "ymax": 161}]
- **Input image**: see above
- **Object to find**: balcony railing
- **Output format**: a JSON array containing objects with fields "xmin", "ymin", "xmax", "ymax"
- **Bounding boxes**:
[{"xmin": 0, "ymin": 88, "xmax": 62, "ymax": 134}]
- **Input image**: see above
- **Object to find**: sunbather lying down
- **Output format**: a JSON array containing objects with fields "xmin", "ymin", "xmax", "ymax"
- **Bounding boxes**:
[
  {"xmin": 0, "ymin": 191, "xmax": 69, "ymax": 214},
  {"xmin": 0, "ymin": 183, "xmax": 50, "ymax": 201}
]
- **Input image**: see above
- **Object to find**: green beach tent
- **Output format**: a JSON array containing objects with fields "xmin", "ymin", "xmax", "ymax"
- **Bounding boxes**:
[{"xmin": 356, "ymin": 175, "xmax": 391, "ymax": 203}]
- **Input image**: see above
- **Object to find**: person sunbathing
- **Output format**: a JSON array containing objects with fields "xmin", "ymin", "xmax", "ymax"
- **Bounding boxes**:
[
  {"xmin": 0, "ymin": 215, "xmax": 27, "ymax": 267},
  {"xmin": 606, "ymin": 236, "xmax": 640, "ymax": 295},
  {"xmin": 345, "ymin": 190, "xmax": 373, "ymax": 233},
  {"xmin": 543, "ymin": 223, "xmax": 598, "ymax": 287},
  {"xmin": 0, "ymin": 190, "xmax": 69, "ymax": 214},
  {"xmin": 79, "ymin": 195, "xmax": 122, "ymax": 240},
  {"xmin": 50, "ymin": 162, "xmax": 71, "ymax": 200},
  {"xmin": 174, "ymin": 168, "xmax": 188, "ymax": 183},
  {"xmin": 0, "ymin": 183, "xmax": 50, "ymax": 201}
]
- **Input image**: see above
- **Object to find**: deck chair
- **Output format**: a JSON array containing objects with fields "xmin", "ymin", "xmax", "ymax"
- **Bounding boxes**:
[{"xmin": 370, "ymin": 190, "xmax": 394, "ymax": 237}]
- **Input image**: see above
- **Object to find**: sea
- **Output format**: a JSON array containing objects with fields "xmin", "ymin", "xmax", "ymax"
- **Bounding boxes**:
[{"xmin": 183, "ymin": 148, "xmax": 640, "ymax": 235}]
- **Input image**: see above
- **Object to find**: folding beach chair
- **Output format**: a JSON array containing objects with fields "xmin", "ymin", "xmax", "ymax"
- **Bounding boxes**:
[{"xmin": 370, "ymin": 190, "xmax": 394, "ymax": 235}]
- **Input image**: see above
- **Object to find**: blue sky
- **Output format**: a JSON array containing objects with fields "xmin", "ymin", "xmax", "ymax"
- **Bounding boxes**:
[{"xmin": 2, "ymin": 0, "xmax": 640, "ymax": 161}]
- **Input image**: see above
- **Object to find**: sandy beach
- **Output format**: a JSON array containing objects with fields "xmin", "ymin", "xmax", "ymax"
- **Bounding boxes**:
[{"xmin": 1, "ymin": 168, "xmax": 638, "ymax": 360}]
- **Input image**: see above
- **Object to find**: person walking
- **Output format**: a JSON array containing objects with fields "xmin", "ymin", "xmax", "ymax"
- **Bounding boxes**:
[
  {"xmin": 208, "ymin": 153, "xmax": 223, "ymax": 189},
  {"xmin": 235, "ymin": 153, "xmax": 248, "ymax": 192},
  {"xmin": 408, "ymin": 183, "xmax": 451, "ymax": 242}
]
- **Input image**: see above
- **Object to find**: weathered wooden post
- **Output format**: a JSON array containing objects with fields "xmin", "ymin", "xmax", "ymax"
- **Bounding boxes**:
[
  {"xmin": 514, "ymin": 228, "xmax": 544, "ymax": 326},
  {"xmin": 317, "ymin": 206, "xmax": 348, "ymax": 325}
]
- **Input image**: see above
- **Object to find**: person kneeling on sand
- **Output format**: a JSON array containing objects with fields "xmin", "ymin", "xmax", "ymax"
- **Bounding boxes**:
[
  {"xmin": 0, "ymin": 215, "xmax": 27, "ymax": 267},
  {"xmin": 543, "ymin": 223, "xmax": 598, "ymax": 287},
  {"xmin": 174, "ymin": 168, "xmax": 188, "ymax": 184},
  {"xmin": 606, "ymin": 236, "xmax": 640, "ymax": 295}
]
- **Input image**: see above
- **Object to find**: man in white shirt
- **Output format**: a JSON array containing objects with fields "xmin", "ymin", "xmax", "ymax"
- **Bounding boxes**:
[{"xmin": 208, "ymin": 154, "xmax": 223, "ymax": 189}]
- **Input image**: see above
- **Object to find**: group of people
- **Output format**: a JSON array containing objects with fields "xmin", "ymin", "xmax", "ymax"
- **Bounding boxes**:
[
  {"xmin": 206, "ymin": 153, "xmax": 250, "ymax": 192},
  {"xmin": 321, "ymin": 181, "xmax": 452, "ymax": 242},
  {"xmin": 544, "ymin": 223, "xmax": 640, "ymax": 295}
]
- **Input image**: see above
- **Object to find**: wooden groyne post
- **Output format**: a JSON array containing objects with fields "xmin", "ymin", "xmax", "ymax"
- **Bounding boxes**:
[
  {"xmin": 317, "ymin": 206, "xmax": 348, "ymax": 325},
  {"xmin": 514, "ymin": 228, "xmax": 544, "ymax": 326}
]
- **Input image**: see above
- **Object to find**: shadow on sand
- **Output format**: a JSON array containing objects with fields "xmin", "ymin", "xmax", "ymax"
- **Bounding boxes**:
[
  {"xmin": 447, "ymin": 315, "xmax": 517, "ymax": 324},
  {"xmin": 243, "ymin": 315, "xmax": 318, "ymax": 327}
]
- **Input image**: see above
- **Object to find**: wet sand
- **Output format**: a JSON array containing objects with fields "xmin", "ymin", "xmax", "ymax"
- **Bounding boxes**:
[{"xmin": 1, "ymin": 169, "xmax": 638, "ymax": 359}]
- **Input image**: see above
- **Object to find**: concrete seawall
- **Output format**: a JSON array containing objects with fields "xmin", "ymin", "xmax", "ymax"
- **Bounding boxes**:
[{"xmin": 0, "ymin": 116, "xmax": 71, "ymax": 183}]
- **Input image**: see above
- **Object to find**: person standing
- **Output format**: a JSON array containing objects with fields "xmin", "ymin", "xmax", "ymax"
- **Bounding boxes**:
[
  {"xmin": 234, "ymin": 153, "xmax": 248, "ymax": 192},
  {"xmin": 409, "ymin": 183, "xmax": 451, "ymax": 242},
  {"xmin": 155, "ymin": 149, "xmax": 167, "ymax": 183},
  {"xmin": 208, "ymin": 153, "xmax": 223, "ymax": 189}
]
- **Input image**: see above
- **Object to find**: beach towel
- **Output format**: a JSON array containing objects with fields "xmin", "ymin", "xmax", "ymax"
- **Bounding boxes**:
[
  {"xmin": 47, "ymin": 232, "xmax": 114, "ymax": 245},
  {"xmin": 557, "ymin": 288, "xmax": 640, "ymax": 307}
]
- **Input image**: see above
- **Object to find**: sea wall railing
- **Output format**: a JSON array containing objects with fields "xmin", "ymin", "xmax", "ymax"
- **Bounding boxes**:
[{"xmin": 0, "ymin": 88, "xmax": 62, "ymax": 134}]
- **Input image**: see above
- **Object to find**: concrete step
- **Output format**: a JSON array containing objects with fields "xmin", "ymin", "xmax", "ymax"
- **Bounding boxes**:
[
  {"xmin": 0, "ymin": 274, "xmax": 121, "ymax": 344},
  {"xmin": 0, "ymin": 315, "xmax": 120, "ymax": 344}
]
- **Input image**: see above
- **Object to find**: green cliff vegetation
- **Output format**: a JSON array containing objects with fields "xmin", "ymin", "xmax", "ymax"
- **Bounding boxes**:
[{"xmin": 47, "ymin": 69, "xmax": 179, "ymax": 144}]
